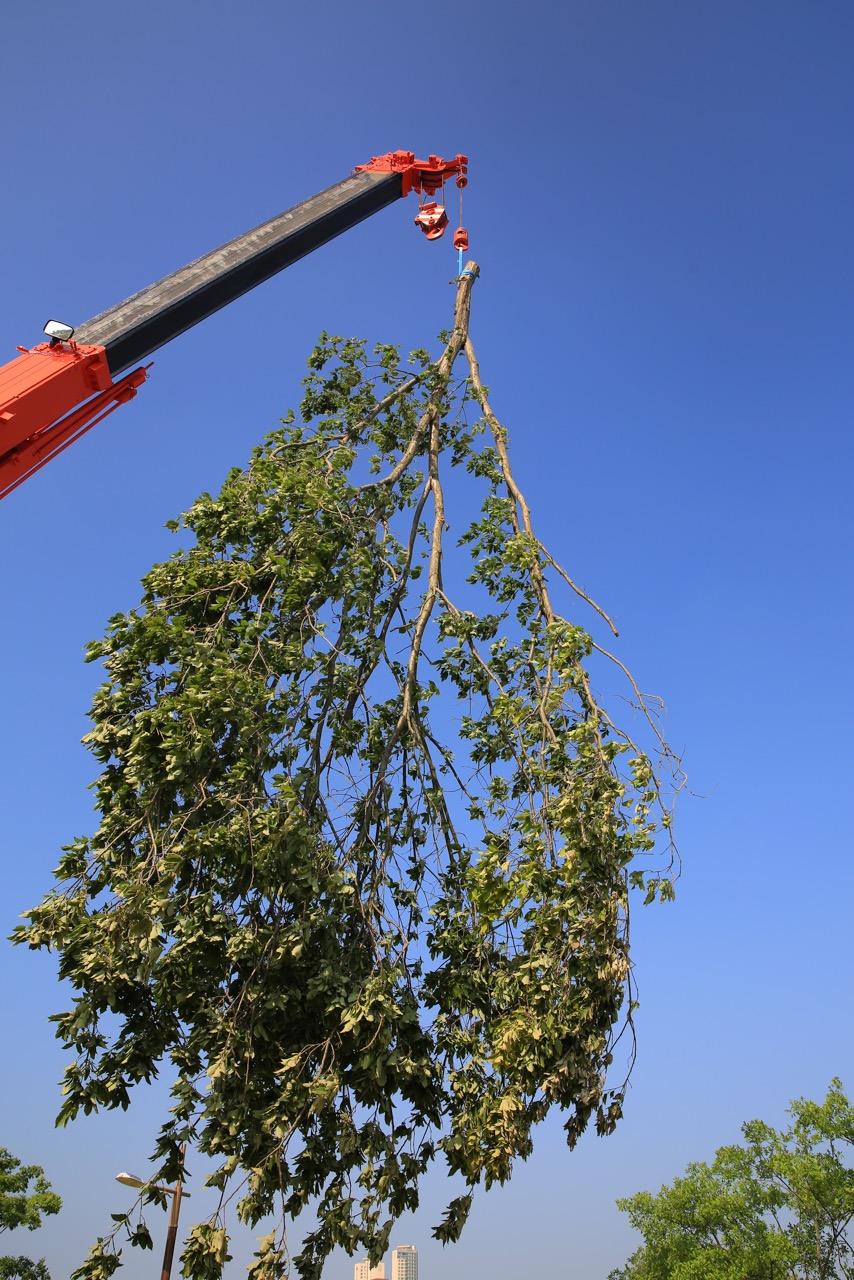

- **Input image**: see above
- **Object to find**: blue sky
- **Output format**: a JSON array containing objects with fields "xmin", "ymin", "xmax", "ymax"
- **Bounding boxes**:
[{"xmin": 1, "ymin": 2, "xmax": 852, "ymax": 1277}]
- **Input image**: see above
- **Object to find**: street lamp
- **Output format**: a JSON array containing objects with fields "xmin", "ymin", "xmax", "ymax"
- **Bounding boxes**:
[{"xmin": 115, "ymin": 1145, "xmax": 190, "ymax": 1280}]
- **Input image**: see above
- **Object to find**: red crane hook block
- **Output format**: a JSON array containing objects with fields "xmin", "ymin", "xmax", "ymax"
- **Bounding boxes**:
[
  {"xmin": 453, "ymin": 226, "xmax": 469, "ymax": 251},
  {"xmin": 414, "ymin": 202, "xmax": 449, "ymax": 240}
]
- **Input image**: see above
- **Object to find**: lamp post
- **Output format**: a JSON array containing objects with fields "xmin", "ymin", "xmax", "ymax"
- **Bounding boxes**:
[{"xmin": 115, "ymin": 1144, "xmax": 189, "ymax": 1280}]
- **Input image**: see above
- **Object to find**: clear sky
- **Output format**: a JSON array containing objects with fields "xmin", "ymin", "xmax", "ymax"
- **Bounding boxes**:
[{"xmin": 1, "ymin": 2, "xmax": 852, "ymax": 1277}]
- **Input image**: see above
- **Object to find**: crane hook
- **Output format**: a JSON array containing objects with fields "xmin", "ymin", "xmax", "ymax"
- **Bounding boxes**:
[{"xmin": 414, "ymin": 201, "xmax": 449, "ymax": 240}]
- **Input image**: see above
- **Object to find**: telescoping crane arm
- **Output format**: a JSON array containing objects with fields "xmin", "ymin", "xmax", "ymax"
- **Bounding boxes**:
[{"xmin": 0, "ymin": 150, "xmax": 468, "ymax": 501}]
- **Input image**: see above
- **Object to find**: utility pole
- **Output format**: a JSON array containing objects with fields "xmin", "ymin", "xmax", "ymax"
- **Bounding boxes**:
[
  {"xmin": 159, "ymin": 1146, "xmax": 186, "ymax": 1280},
  {"xmin": 116, "ymin": 1142, "xmax": 188, "ymax": 1280}
]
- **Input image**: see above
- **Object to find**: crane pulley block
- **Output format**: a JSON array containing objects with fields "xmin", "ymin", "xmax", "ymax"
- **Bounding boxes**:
[{"xmin": 354, "ymin": 151, "xmax": 468, "ymax": 197}]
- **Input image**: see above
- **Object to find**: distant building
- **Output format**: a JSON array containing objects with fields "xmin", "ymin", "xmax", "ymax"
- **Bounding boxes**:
[
  {"xmin": 355, "ymin": 1244, "xmax": 417, "ymax": 1280},
  {"xmin": 354, "ymin": 1261, "xmax": 386, "ymax": 1280},
  {"xmin": 392, "ymin": 1246, "xmax": 418, "ymax": 1280}
]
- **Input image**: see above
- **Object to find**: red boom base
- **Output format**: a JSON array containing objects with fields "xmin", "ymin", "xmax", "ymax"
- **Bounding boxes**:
[{"xmin": 0, "ymin": 341, "xmax": 148, "ymax": 500}]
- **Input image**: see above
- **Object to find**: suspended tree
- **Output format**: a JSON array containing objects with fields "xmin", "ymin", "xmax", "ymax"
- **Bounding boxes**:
[{"xmin": 15, "ymin": 265, "xmax": 683, "ymax": 1280}]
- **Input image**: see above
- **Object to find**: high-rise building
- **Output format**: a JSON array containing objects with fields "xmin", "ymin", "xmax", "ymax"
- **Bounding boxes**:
[
  {"xmin": 392, "ymin": 1246, "xmax": 418, "ymax": 1280},
  {"xmin": 354, "ymin": 1261, "xmax": 386, "ymax": 1280},
  {"xmin": 355, "ymin": 1245, "xmax": 416, "ymax": 1280}
]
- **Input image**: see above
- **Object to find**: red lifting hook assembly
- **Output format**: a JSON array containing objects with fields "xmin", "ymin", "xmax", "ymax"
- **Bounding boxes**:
[
  {"xmin": 414, "ymin": 202, "xmax": 448, "ymax": 240},
  {"xmin": 355, "ymin": 151, "xmax": 469, "ymax": 252}
]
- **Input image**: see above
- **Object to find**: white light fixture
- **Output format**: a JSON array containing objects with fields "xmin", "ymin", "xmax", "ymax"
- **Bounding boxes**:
[
  {"xmin": 43, "ymin": 319, "xmax": 75, "ymax": 342},
  {"xmin": 114, "ymin": 1147, "xmax": 190, "ymax": 1280},
  {"xmin": 115, "ymin": 1170, "xmax": 190, "ymax": 1197}
]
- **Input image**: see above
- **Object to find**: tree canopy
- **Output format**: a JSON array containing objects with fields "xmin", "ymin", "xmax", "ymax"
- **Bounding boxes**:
[
  {"xmin": 14, "ymin": 265, "xmax": 681, "ymax": 1279},
  {"xmin": 611, "ymin": 1080, "xmax": 854, "ymax": 1280},
  {"xmin": 0, "ymin": 1147, "xmax": 61, "ymax": 1280}
]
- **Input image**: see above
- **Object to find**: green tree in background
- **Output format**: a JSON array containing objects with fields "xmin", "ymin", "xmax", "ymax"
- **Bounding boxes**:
[
  {"xmin": 611, "ymin": 1080, "xmax": 854, "ymax": 1280},
  {"xmin": 0, "ymin": 1148, "xmax": 61, "ymax": 1280},
  {"xmin": 14, "ymin": 267, "xmax": 682, "ymax": 1280}
]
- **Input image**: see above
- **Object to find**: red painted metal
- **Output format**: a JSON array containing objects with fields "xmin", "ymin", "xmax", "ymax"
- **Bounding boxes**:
[
  {"xmin": 0, "ymin": 341, "xmax": 113, "ymax": 452},
  {"xmin": 0, "ymin": 343, "xmax": 148, "ymax": 500},
  {"xmin": 453, "ymin": 226, "xmax": 469, "ymax": 252},
  {"xmin": 355, "ymin": 151, "xmax": 468, "ymax": 198},
  {"xmin": 414, "ymin": 202, "xmax": 450, "ymax": 240}
]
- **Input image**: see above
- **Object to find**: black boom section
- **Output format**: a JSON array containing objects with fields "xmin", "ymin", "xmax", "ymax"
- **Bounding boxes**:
[{"xmin": 74, "ymin": 170, "xmax": 403, "ymax": 377}]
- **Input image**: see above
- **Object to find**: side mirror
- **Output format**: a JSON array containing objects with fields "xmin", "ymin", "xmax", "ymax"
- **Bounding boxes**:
[{"xmin": 43, "ymin": 319, "xmax": 75, "ymax": 341}]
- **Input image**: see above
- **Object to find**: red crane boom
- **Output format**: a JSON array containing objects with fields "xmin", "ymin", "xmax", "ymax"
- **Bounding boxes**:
[{"xmin": 0, "ymin": 151, "xmax": 468, "ymax": 501}]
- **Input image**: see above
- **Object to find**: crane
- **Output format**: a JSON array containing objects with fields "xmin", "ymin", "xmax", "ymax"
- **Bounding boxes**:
[{"xmin": 0, "ymin": 150, "xmax": 468, "ymax": 501}]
